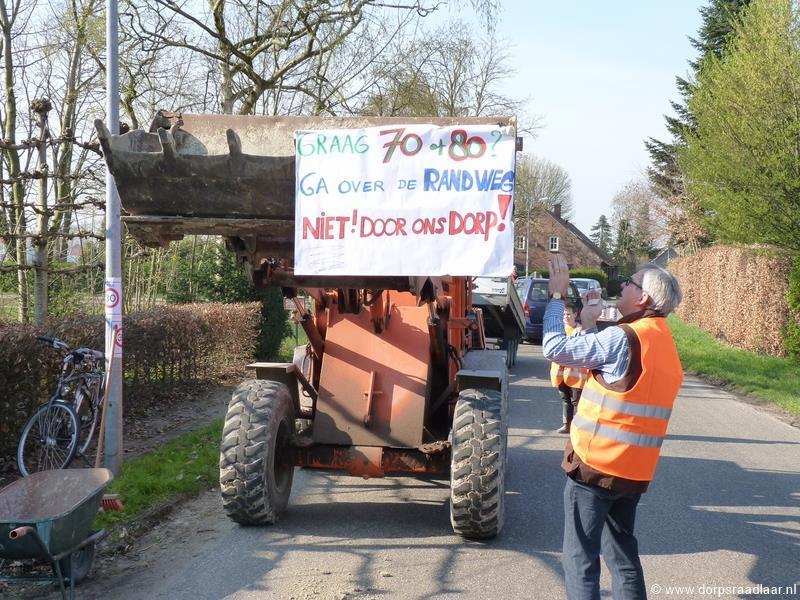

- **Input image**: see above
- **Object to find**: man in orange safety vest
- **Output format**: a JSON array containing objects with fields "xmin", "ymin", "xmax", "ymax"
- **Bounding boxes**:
[{"xmin": 543, "ymin": 254, "xmax": 683, "ymax": 600}]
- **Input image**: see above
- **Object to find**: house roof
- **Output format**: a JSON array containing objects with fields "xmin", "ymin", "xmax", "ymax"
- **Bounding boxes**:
[{"xmin": 548, "ymin": 210, "xmax": 617, "ymax": 266}]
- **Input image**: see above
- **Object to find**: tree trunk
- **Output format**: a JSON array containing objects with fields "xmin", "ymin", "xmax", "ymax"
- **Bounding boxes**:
[
  {"xmin": 32, "ymin": 101, "xmax": 52, "ymax": 326},
  {"xmin": 1, "ymin": 5, "xmax": 29, "ymax": 321},
  {"xmin": 188, "ymin": 235, "xmax": 197, "ymax": 301}
]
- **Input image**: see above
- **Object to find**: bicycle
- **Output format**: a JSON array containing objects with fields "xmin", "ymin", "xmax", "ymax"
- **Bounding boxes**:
[{"xmin": 17, "ymin": 336, "xmax": 106, "ymax": 477}]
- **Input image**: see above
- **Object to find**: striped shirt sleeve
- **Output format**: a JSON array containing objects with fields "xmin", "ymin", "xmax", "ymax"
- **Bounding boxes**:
[{"xmin": 541, "ymin": 300, "xmax": 630, "ymax": 384}]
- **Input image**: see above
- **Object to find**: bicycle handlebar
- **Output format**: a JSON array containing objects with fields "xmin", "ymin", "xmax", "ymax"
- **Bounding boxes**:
[
  {"xmin": 36, "ymin": 336, "xmax": 70, "ymax": 351},
  {"xmin": 36, "ymin": 336, "xmax": 102, "ymax": 360}
]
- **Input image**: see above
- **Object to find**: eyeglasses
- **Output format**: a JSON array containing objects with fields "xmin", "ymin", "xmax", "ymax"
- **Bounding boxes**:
[{"xmin": 622, "ymin": 277, "xmax": 643, "ymax": 291}]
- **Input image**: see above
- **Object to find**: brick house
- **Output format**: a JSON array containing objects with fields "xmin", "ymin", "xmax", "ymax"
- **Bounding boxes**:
[{"xmin": 514, "ymin": 204, "xmax": 618, "ymax": 280}]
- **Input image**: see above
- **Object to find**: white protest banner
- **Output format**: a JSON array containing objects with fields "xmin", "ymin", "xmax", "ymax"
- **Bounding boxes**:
[{"xmin": 294, "ymin": 124, "xmax": 516, "ymax": 276}]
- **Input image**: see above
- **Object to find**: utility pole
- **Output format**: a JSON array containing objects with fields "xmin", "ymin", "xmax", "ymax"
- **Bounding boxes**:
[{"xmin": 104, "ymin": 0, "xmax": 123, "ymax": 475}]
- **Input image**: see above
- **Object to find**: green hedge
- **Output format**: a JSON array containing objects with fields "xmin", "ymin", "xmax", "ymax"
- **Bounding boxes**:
[{"xmin": 784, "ymin": 256, "xmax": 800, "ymax": 358}]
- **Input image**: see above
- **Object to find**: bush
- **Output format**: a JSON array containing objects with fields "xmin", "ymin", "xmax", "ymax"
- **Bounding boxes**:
[
  {"xmin": 670, "ymin": 245, "xmax": 793, "ymax": 357},
  {"xmin": 0, "ymin": 303, "xmax": 261, "ymax": 460}
]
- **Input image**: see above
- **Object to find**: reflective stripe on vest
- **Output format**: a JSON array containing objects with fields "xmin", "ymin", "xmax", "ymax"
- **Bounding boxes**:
[
  {"xmin": 569, "ymin": 317, "xmax": 683, "ymax": 481},
  {"xmin": 563, "ymin": 366, "xmax": 589, "ymax": 389},
  {"xmin": 571, "ymin": 414, "xmax": 664, "ymax": 448},
  {"xmin": 579, "ymin": 386, "xmax": 673, "ymax": 420}
]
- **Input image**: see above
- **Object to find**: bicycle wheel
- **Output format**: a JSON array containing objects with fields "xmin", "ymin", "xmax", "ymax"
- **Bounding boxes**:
[
  {"xmin": 17, "ymin": 401, "xmax": 79, "ymax": 477},
  {"xmin": 76, "ymin": 386, "xmax": 101, "ymax": 458}
]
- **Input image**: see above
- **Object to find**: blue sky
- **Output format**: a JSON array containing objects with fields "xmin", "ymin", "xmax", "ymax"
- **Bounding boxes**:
[{"xmin": 491, "ymin": 1, "xmax": 704, "ymax": 233}]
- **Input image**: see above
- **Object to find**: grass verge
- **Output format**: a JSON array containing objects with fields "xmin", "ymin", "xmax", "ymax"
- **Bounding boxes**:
[
  {"xmin": 668, "ymin": 314, "xmax": 800, "ymax": 416},
  {"xmin": 95, "ymin": 418, "xmax": 222, "ymax": 529}
]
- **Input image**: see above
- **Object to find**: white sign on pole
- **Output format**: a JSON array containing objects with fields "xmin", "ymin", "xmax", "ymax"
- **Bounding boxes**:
[
  {"xmin": 294, "ymin": 124, "xmax": 516, "ymax": 276},
  {"xmin": 104, "ymin": 277, "xmax": 123, "ymax": 358}
]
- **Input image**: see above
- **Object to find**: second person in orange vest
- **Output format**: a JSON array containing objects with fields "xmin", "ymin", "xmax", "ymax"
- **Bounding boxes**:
[{"xmin": 552, "ymin": 304, "xmax": 589, "ymax": 434}]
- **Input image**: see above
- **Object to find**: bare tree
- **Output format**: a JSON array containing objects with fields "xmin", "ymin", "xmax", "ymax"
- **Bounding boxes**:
[
  {"xmin": 359, "ymin": 19, "xmax": 526, "ymax": 121},
  {"xmin": 0, "ymin": 0, "xmax": 35, "ymax": 320},
  {"xmin": 125, "ymin": 0, "xmax": 441, "ymax": 116},
  {"xmin": 610, "ymin": 178, "xmax": 662, "ymax": 262},
  {"xmin": 514, "ymin": 154, "xmax": 574, "ymax": 221}
]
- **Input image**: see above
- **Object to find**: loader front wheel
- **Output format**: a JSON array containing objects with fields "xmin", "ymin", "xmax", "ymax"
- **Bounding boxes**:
[
  {"xmin": 219, "ymin": 380, "xmax": 296, "ymax": 525},
  {"xmin": 449, "ymin": 388, "xmax": 507, "ymax": 539}
]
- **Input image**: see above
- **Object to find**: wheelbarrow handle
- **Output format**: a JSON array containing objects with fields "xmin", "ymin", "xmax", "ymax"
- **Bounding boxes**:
[
  {"xmin": 9, "ymin": 525, "xmax": 34, "ymax": 539},
  {"xmin": 9, "ymin": 526, "xmax": 53, "ymax": 565}
]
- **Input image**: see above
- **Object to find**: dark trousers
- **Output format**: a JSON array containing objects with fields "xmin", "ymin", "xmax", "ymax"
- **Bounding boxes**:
[
  {"xmin": 562, "ymin": 476, "xmax": 647, "ymax": 600},
  {"xmin": 558, "ymin": 383, "xmax": 581, "ymax": 425}
]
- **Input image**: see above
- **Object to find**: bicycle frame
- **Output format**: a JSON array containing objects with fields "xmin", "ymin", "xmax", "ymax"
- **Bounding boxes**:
[{"xmin": 48, "ymin": 354, "xmax": 104, "ymax": 416}]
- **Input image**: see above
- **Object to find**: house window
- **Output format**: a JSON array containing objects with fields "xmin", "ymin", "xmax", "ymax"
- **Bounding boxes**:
[
  {"xmin": 515, "ymin": 235, "xmax": 527, "ymax": 251},
  {"xmin": 549, "ymin": 236, "xmax": 559, "ymax": 252}
]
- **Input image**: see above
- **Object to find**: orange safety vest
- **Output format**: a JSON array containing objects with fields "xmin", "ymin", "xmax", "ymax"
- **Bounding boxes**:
[
  {"xmin": 570, "ymin": 317, "xmax": 683, "ymax": 482},
  {"xmin": 550, "ymin": 362, "xmax": 565, "ymax": 387},
  {"xmin": 550, "ymin": 324, "xmax": 589, "ymax": 389},
  {"xmin": 563, "ymin": 365, "xmax": 589, "ymax": 389}
]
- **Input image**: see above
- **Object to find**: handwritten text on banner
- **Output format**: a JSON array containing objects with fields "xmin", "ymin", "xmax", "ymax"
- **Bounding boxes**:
[{"xmin": 294, "ymin": 124, "xmax": 516, "ymax": 276}]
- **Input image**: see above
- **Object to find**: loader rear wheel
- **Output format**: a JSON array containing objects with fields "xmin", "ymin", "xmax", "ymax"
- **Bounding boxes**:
[
  {"xmin": 449, "ymin": 388, "xmax": 507, "ymax": 539},
  {"xmin": 219, "ymin": 380, "xmax": 296, "ymax": 525}
]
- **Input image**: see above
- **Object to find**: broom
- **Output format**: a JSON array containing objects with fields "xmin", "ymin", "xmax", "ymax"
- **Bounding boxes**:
[{"xmin": 95, "ymin": 326, "xmax": 125, "ymax": 512}]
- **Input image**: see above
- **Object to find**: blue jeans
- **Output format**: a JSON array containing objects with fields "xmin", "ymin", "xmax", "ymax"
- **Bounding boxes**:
[{"xmin": 562, "ymin": 476, "xmax": 647, "ymax": 600}]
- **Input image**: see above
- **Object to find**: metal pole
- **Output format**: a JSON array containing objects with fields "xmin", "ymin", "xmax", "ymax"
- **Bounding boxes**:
[
  {"xmin": 525, "ymin": 201, "xmax": 531, "ymax": 278},
  {"xmin": 104, "ymin": 0, "xmax": 123, "ymax": 475}
]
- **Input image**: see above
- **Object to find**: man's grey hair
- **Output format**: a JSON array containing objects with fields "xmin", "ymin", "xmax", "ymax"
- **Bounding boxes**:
[{"xmin": 639, "ymin": 263, "xmax": 682, "ymax": 315}]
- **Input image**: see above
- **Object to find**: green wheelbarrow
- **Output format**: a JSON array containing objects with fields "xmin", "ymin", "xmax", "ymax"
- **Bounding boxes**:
[{"xmin": 0, "ymin": 468, "xmax": 113, "ymax": 599}]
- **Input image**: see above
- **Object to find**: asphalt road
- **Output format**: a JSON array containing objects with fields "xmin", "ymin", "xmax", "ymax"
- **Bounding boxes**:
[{"xmin": 68, "ymin": 343, "xmax": 800, "ymax": 599}]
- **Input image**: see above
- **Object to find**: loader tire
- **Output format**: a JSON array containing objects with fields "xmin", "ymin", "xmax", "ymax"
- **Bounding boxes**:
[
  {"xmin": 219, "ymin": 380, "xmax": 295, "ymax": 525},
  {"xmin": 449, "ymin": 388, "xmax": 507, "ymax": 539}
]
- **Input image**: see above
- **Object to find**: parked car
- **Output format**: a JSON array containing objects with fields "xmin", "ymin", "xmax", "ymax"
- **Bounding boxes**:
[
  {"xmin": 514, "ymin": 278, "xmax": 581, "ymax": 344},
  {"xmin": 570, "ymin": 277, "xmax": 603, "ymax": 298}
]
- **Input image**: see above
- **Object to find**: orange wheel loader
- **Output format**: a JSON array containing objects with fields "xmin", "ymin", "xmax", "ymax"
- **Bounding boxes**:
[{"xmin": 96, "ymin": 113, "xmax": 520, "ymax": 539}]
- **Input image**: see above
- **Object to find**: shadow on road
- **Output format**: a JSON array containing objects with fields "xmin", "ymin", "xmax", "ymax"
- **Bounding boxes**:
[{"xmin": 184, "ymin": 347, "xmax": 800, "ymax": 600}]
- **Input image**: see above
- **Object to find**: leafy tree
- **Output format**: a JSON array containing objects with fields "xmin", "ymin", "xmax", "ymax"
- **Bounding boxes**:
[
  {"xmin": 165, "ymin": 238, "xmax": 289, "ymax": 359},
  {"xmin": 612, "ymin": 219, "xmax": 636, "ymax": 274},
  {"xmin": 679, "ymin": 0, "xmax": 800, "ymax": 251},
  {"xmin": 644, "ymin": 0, "xmax": 751, "ymax": 251},
  {"xmin": 589, "ymin": 215, "xmax": 613, "ymax": 254}
]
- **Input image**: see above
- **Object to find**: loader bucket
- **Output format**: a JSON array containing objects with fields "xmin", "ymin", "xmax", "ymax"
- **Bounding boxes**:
[{"xmin": 95, "ymin": 112, "xmax": 515, "ymax": 284}]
